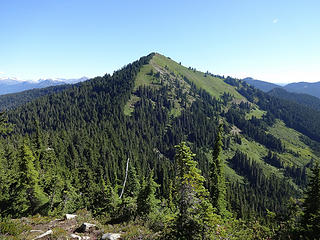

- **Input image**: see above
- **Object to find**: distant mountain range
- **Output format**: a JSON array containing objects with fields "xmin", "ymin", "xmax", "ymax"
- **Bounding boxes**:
[
  {"xmin": 0, "ymin": 77, "xmax": 88, "ymax": 95},
  {"xmin": 242, "ymin": 77, "xmax": 320, "ymax": 99},
  {"xmin": 242, "ymin": 77, "xmax": 279, "ymax": 92},
  {"xmin": 284, "ymin": 82, "xmax": 320, "ymax": 98}
]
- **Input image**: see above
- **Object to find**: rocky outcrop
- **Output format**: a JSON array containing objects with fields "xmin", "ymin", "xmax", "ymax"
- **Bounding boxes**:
[{"xmin": 75, "ymin": 222, "xmax": 97, "ymax": 233}]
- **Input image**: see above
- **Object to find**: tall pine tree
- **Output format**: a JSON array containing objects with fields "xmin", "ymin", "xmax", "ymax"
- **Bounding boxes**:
[
  {"xmin": 11, "ymin": 144, "xmax": 48, "ymax": 216},
  {"xmin": 137, "ymin": 171, "xmax": 159, "ymax": 217},
  {"xmin": 301, "ymin": 163, "xmax": 320, "ymax": 238},
  {"xmin": 210, "ymin": 124, "xmax": 228, "ymax": 216},
  {"xmin": 167, "ymin": 142, "xmax": 215, "ymax": 239}
]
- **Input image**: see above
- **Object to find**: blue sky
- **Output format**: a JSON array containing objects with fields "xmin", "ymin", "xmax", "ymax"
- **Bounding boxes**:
[{"xmin": 0, "ymin": 0, "xmax": 319, "ymax": 83}]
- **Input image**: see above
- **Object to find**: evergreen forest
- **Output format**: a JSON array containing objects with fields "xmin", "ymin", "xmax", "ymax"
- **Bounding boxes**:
[{"xmin": 1, "ymin": 53, "xmax": 320, "ymax": 239}]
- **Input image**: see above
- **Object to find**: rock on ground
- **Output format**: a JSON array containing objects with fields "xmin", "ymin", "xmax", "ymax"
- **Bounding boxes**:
[
  {"xmin": 76, "ymin": 222, "xmax": 97, "ymax": 233},
  {"xmin": 65, "ymin": 214, "xmax": 78, "ymax": 220},
  {"xmin": 33, "ymin": 229, "xmax": 53, "ymax": 239},
  {"xmin": 101, "ymin": 233, "xmax": 122, "ymax": 240}
]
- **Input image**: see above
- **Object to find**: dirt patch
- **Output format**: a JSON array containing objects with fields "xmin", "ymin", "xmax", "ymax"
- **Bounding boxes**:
[{"xmin": 230, "ymin": 125, "xmax": 241, "ymax": 135}]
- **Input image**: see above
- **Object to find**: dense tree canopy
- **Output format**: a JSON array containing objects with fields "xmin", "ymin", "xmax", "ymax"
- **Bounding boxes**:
[{"xmin": 0, "ymin": 54, "xmax": 319, "ymax": 239}]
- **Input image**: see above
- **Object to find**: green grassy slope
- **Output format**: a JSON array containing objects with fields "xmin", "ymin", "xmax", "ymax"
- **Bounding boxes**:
[
  {"xmin": 152, "ymin": 54, "xmax": 244, "ymax": 100},
  {"xmin": 268, "ymin": 120, "xmax": 320, "ymax": 167},
  {"xmin": 125, "ymin": 53, "xmax": 245, "ymax": 116},
  {"xmin": 126, "ymin": 53, "xmax": 320, "ymax": 183},
  {"xmin": 133, "ymin": 53, "xmax": 244, "ymax": 100}
]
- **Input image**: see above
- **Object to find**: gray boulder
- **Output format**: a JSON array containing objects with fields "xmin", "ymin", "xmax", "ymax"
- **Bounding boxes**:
[
  {"xmin": 76, "ymin": 222, "xmax": 97, "ymax": 233},
  {"xmin": 101, "ymin": 233, "xmax": 121, "ymax": 240}
]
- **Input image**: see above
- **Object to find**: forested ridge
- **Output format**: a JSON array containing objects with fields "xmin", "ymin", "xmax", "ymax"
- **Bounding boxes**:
[
  {"xmin": 0, "ymin": 84, "xmax": 72, "ymax": 111},
  {"xmin": 1, "ymin": 53, "xmax": 320, "ymax": 239},
  {"xmin": 268, "ymin": 87, "xmax": 320, "ymax": 112}
]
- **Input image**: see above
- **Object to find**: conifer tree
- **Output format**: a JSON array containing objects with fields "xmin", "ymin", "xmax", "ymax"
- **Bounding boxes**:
[
  {"xmin": 11, "ymin": 144, "xmax": 48, "ymax": 216},
  {"xmin": 168, "ymin": 142, "xmax": 215, "ymax": 239},
  {"xmin": 0, "ymin": 111, "xmax": 11, "ymax": 135},
  {"xmin": 60, "ymin": 181, "xmax": 82, "ymax": 214},
  {"xmin": 0, "ymin": 148, "xmax": 10, "ymax": 216},
  {"xmin": 124, "ymin": 164, "xmax": 140, "ymax": 198},
  {"xmin": 137, "ymin": 171, "xmax": 159, "ymax": 217},
  {"xmin": 0, "ymin": 113, "xmax": 12, "ymax": 216},
  {"xmin": 210, "ymin": 124, "xmax": 228, "ymax": 216},
  {"xmin": 301, "ymin": 163, "xmax": 320, "ymax": 238},
  {"xmin": 40, "ymin": 148, "xmax": 64, "ymax": 214},
  {"xmin": 94, "ymin": 176, "xmax": 120, "ymax": 216},
  {"xmin": 32, "ymin": 120, "xmax": 43, "ymax": 172},
  {"xmin": 167, "ymin": 179, "xmax": 175, "ymax": 212}
]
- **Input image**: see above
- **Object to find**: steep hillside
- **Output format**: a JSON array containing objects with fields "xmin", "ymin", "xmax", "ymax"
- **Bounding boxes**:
[
  {"xmin": 125, "ymin": 53, "xmax": 245, "ymax": 116},
  {"xmin": 2, "ymin": 53, "xmax": 320, "ymax": 225},
  {"xmin": 268, "ymin": 87, "xmax": 320, "ymax": 112}
]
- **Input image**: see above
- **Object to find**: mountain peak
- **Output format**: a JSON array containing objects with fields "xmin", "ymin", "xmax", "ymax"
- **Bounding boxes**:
[{"xmin": 242, "ymin": 77, "xmax": 280, "ymax": 92}]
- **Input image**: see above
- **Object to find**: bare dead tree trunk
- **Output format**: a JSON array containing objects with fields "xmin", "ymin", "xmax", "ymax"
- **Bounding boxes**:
[{"xmin": 119, "ymin": 158, "xmax": 130, "ymax": 199}]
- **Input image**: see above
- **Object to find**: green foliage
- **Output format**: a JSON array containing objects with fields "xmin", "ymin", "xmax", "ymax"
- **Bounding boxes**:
[
  {"xmin": 0, "ymin": 85, "xmax": 70, "ymax": 111},
  {"xmin": 301, "ymin": 163, "xmax": 320, "ymax": 238},
  {"xmin": 1, "ymin": 53, "xmax": 320, "ymax": 239},
  {"xmin": 0, "ymin": 111, "xmax": 12, "ymax": 135},
  {"xmin": 165, "ymin": 142, "xmax": 216, "ymax": 239},
  {"xmin": 152, "ymin": 54, "xmax": 244, "ymax": 100},
  {"xmin": 269, "ymin": 87, "xmax": 320, "ymax": 112},
  {"xmin": 59, "ymin": 182, "xmax": 82, "ymax": 215},
  {"xmin": 117, "ymin": 197, "xmax": 137, "ymax": 222},
  {"xmin": 0, "ymin": 149, "xmax": 11, "ymax": 217},
  {"xmin": 137, "ymin": 171, "xmax": 160, "ymax": 217},
  {"xmin": 51, "ymin": 227, "xmax": 68, "ymax": 239},
  {"xmin": 120, "ymin": 222, "xmax": 156, "ymax": 240},
  {"xmin": 210, "ymin": 124, "xmax": 229, "ymax": 217},
  {"xmin": 0, "ymin": 218, "xmax": 31, "ymax": 236},
  {"xmin": 1, "ymin": 52, "xmax": 315, "ymax": 220},
  {"xmin": 94, "ymin": 177, "xmax": 121, "ymax": 220},
  {"xmin": 124, "ymin": 164, "xmax": 140, "ymax": 198},
  {"xmin": 272, "ymin": 197, "xmax": 303, "ymax": 239},
  {"xmin": 10, "ymin": 144, "xmax": 48, "ymax": 217}
]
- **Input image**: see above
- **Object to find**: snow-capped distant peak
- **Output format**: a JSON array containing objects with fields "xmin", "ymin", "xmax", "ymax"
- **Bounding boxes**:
[
  {"xmin": 0, "ymin": 76, "xmax": 19, "ymax": 81},
  {"xmin": 0, "ymin": 76, "xmax": 89, "ymax": 95},
  {"xmin": 36, "ymin": 77, "xmax": 89, "ymax": 83}
]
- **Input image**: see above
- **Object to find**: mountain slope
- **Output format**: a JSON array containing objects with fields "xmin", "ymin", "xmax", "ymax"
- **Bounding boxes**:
[
  {"xmin": 242, "ymin": 77, "xmax": 280, "ymax": 92},
  {"xmin": 242, "ymin": 77, "xmax": 320, "ymax": 100},
  {"xmin": 2, "ymin": 53, "xmax": 320, "ymax": 220},
  {"xmin": 283, "ymin": 81, "xmax": 320, "ymax": 98},
  {"xmin": 268, "ymin": 87, "xmax": 320, "ymax": 112}
]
